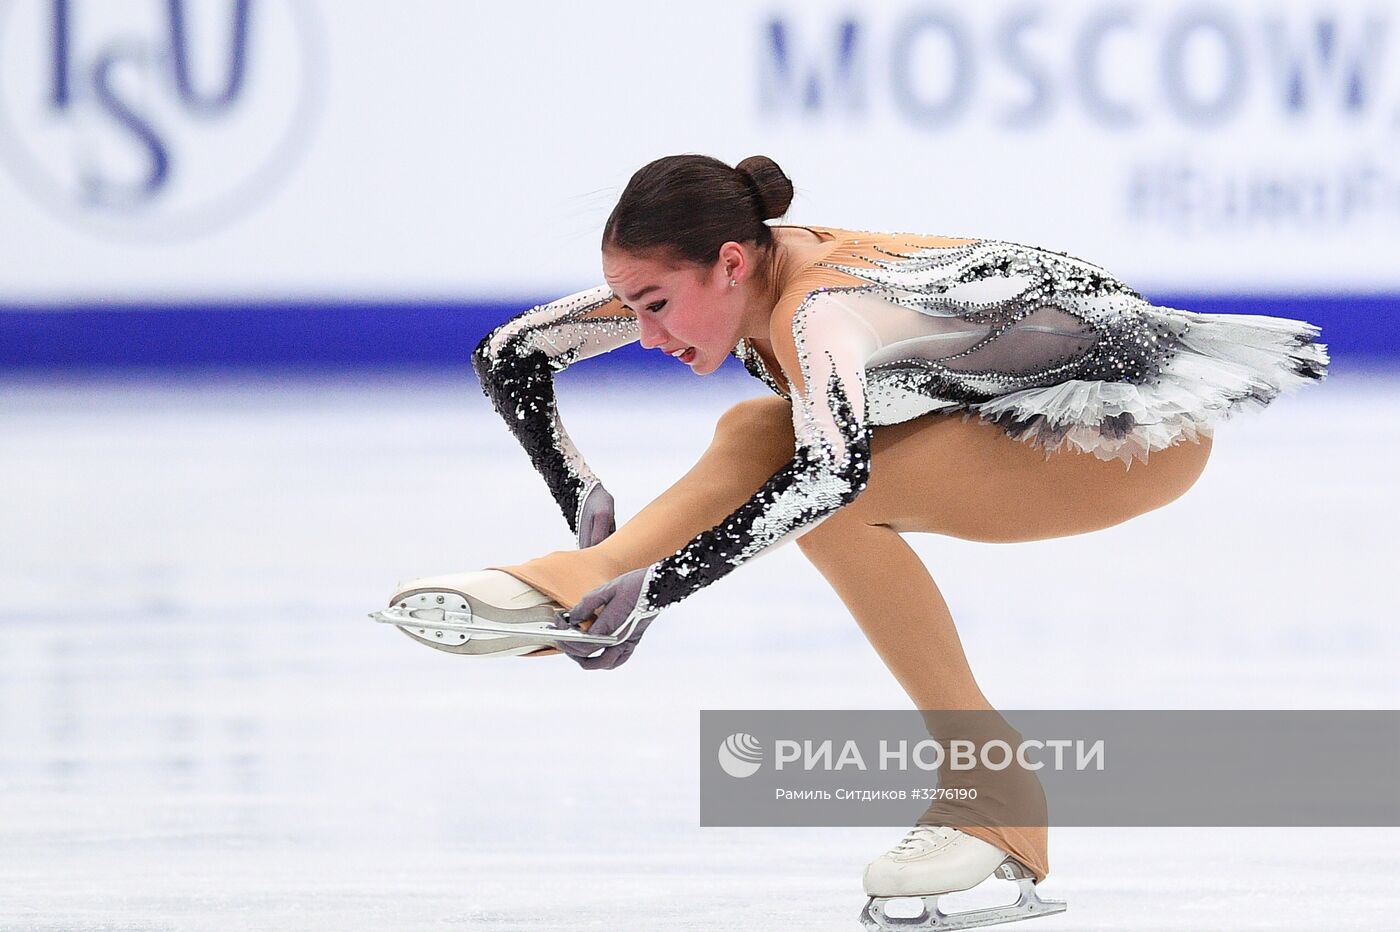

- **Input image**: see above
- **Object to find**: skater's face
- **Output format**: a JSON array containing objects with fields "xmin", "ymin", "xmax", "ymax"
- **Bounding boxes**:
[{"xmin": 602, "ymin": 244, "xmax": 758, "ymax": 376}]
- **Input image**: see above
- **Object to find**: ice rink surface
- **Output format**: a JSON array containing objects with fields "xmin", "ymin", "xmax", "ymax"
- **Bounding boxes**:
[{"xmin": 1, "ymin": 365, "xmax": 1396, "ymax": 931}]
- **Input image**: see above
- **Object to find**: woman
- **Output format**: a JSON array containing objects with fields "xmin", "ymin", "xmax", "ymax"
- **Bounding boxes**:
[{"xmin": 375, "ymin": 154, "xmax": 1328, "ymax": 928}]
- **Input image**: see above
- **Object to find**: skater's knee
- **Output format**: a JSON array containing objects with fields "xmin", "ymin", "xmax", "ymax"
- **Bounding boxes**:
[
  {"xmin": 711, "ymin": 396, "xmax": 792, "ymax": 447},
  {"xmin": 796, "ymin": 502, "xmax": 877, "ymax": 559}
]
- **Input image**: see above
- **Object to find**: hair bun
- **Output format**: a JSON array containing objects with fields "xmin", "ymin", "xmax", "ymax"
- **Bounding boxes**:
[{"xmin": 735, "ymin": 155, "xmax": 794, "ymax": 222}]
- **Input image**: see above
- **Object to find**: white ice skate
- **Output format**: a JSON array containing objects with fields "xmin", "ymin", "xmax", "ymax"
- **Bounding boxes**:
[
  {"xmin": 369, "ymin": 570, "xmax": 640, "ymax": 657},
  {"xmin": 859, "ymin": 825, "xmax": 1066, "ymax": 930}
]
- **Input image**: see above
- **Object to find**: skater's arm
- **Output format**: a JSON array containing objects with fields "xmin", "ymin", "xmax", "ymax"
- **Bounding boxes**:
[
  {"xmin": 633, "ymin": 290, "xmax": 874, "ymax": 614},
  {"xmin": 472, "ymin": 286, "xmax": 638, "ymax": 537}
]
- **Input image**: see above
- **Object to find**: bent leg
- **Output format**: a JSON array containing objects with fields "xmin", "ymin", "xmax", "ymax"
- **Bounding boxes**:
[
  {"xmin": 796, "ymin": 508, "xmax": 1050, "ymax": 883},
  {"xmin": 795, "ymin": 413, "xmax": 1214, "ymax": 881},
  {"xmin": 858, "ymin": 411, "xmax": 1214, "ymax": 543},
  {"xmin": 494, "ymin": 396, "xmax": 796, "ymax": 606}
]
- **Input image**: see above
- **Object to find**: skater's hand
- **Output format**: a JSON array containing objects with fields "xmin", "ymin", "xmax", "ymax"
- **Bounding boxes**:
[
  {"xmin": 552, "ymin": 568, "xmax": 655, "ymax": 670},
  {"xmin": 577, "ymin": 484, "xmax": 616, "ymax": 549}
]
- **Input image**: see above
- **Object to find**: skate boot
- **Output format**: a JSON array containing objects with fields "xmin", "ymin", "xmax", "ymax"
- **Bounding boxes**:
[
  {"xmin": 859, "ymin": 825, "xmax": 1066, "ymax": 930},
  {"xmin": 370, "ymin": 570, "xmax": 617, "ymax": 658}
]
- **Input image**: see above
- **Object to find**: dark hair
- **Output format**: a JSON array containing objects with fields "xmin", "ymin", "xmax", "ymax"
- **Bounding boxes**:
[{"xmin": 601, "ymin": 154, "xmax": 795, "ymax": 271}]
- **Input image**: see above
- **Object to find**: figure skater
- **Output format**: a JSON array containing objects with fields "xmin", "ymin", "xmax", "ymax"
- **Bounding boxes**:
[{"xmin": 372, "ymin": 154, "xmax": 1328, "ymax": 929}]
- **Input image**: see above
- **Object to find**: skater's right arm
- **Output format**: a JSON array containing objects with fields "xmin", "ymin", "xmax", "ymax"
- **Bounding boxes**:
[{"xmin": 471, "ymin": 286, "xmax": 639, "ymax": 540}]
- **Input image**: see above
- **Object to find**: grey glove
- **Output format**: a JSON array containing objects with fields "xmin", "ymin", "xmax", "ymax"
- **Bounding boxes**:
[
  {"xmin": 577, "ymin": 484, "xmax": 616, "ymax": 549},
  {"xmin": 552, "ymin": 567, "xmax": 656, "ymax": 670}
]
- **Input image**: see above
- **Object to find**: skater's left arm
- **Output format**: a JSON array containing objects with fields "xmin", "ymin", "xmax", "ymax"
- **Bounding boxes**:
[
  {"xmin": 633, "ymin": 292, "xmax": 874, "ymax": 614},
  {"xmin": 566, "ymin": 292, "xmax": 874, "ymax": 661}
]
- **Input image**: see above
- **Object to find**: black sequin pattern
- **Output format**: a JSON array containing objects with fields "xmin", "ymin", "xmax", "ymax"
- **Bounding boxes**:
[
  {"xmin": 733, "ymin": 338, "xmax": 791, "ymax": 399},
  {"xmin": 472, "ymin": 287, "xmax": 636, "ymax": 534},
  {"xmin": 472, "ymin": 340, "xmax": 586, "ymax": 533},
  {"xmin": 640, "ymin": 369, "xmax": 870, "ymax": 612}
]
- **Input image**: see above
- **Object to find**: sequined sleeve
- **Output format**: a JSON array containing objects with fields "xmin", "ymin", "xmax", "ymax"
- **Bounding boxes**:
[
  {"xmin": 471, "ymin": 286, "xmax": 638, "ymax": 535},
  {"xmin": 634, "ymin": 291, "xmax": 875, "ymax": 614}
]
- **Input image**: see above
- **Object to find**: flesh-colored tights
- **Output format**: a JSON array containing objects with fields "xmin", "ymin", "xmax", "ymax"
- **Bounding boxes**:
[{"xmin": 497, "ymin": 395, "xmax": 1214, "ymax": 883}]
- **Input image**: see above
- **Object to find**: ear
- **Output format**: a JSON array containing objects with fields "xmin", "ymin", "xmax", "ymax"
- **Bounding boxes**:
[{"xmin": 715, "ymin": 241, "xmax": 748, "ymax": 284}]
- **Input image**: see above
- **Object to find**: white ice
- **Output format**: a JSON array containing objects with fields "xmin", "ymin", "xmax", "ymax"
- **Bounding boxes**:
[{"xmin": 0, "ymin": 365, "xmax": 1396, "ymax": 931}]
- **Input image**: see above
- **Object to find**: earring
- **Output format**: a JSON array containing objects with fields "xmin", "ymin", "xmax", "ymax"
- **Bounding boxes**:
[{"xmin": 729, "ymin": 279, "xmax": 737, "ymax": 287}]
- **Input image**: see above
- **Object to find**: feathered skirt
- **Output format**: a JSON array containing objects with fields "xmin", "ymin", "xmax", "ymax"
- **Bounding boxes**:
[{"xmin": 971, "ymin": 306, "xmax": 1330, "ymax": 468}]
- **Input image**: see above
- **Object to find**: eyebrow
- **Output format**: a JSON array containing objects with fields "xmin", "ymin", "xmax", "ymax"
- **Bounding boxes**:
[{"xmin": 619, "ymin": 285, "xmax": 660, "ymax": 307}]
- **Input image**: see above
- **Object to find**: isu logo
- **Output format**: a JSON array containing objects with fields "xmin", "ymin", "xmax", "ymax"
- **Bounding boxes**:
[{"xmin": 0, "ymin": 0, "xmax": 321, "ymax": 239}]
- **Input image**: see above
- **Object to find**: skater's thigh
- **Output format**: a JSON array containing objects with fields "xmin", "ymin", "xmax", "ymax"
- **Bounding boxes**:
[{"xmin": 852, "ymin": 411, "xmax": 1213, "ymax": 543}]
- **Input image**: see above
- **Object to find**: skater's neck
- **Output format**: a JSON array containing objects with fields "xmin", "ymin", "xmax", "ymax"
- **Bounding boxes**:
[{"xmin": 741, "ymin": 226, "xmax": 831, "ymax": 342}]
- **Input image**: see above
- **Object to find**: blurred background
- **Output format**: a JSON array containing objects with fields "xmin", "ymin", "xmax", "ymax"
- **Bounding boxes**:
[{"xmin": 1, "ymin": 2, "xmax": 1395, "ymax": 929}]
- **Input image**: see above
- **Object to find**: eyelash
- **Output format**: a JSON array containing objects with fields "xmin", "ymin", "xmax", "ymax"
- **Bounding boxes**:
[{"xmin": 646, "ymin": 300, "xmax": 666, "ymax": 314}]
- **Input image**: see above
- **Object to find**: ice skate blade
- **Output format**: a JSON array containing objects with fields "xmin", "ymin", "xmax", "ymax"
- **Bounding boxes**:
[
  {"xmin": 859, "ymin": 860, "xmax": 1066, "ymax": 931},
  {"xmin": 368, "ymin": 589, "xmax": 647, "ymax": 656}
]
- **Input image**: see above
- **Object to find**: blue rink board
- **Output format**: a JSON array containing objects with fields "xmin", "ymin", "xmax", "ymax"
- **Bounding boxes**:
[{"xmin": 0, "ymin": 293, "xmax": 1395, "ymax": 371}]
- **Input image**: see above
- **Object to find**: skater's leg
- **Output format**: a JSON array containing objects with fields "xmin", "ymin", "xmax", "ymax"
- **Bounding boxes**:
[
  {"xmin": 797, "ymin": 406, "xmax": 1212, "ymax": 701},
  {"xmin": 854, "ymin": 409, "xmax": 1214, "ymax": 544},
  {"xmin": 796, "ymin": 410, "xmax": 1213, "ymax": 883},
  {"xmin": 796, "ymin": 511, "xmax": 1050, "ymax": 884},
  {"xmin": 494, "ymin": 396, "xmax": 796, "ymax": 606}
]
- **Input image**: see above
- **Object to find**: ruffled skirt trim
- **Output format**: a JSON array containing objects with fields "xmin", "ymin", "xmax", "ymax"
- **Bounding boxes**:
[{"xmin": 969, "ymin": 308, "xmax": 1330, "ymax": 468}]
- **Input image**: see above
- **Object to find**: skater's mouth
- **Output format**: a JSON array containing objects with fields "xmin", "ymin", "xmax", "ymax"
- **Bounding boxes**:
[{"xmin": 668, "ymin": 346, "xmax": 697, "ymax": 364}]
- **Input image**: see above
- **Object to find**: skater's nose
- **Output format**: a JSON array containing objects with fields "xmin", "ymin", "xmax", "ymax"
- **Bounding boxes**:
[{"xmin": 637, "ymin": 313, "xmax": 669, "ymax": 350}]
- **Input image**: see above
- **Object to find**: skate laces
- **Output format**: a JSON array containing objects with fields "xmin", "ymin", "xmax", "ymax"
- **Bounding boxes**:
[{"xmin": 889, "ymin": 824, "xmax": 956, "ymax": 855}]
